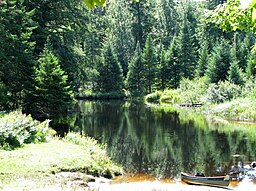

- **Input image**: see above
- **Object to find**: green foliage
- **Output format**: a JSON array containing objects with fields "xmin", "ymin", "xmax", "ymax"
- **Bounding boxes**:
[
  {"xmin": 0, "ymin": 111, "xmax": 50, "ymax": 150},
  {"xmin": 84, "ymin": 0, "xmax": 106, "ymax": 8},
  {"xmin": 228, "ymin": 61, "xmax": 243, "ymax": 85},
  {"xmin": 165, "ymin": 35, "xmax": 181, "ymax": 88},
  {"xmin": 0, "ymin": 82, "xmax": 8, "ymax": 110},
  {"xmin": 179, "ymin": 77, "xmax": 208, "ymax": 104},
  {"xmin": 0, "ymin": 0, "xmax": 36, "ymax": 110},
  {"xmin": 160, "ymin": 89, "xmax": 181, "ymax": 104},
  {"xmin": 178, "ymin": 1, "xmax": 198, "ymax": 79},
  {"xmin": 205, "ymin": 81, "xmax": 241, "ymax": 103},
  {"xmin": 246, "ymin": 52, "xmax": 256, "ymax": 77},
  {"xmin": 206, "ymin": 39, "xmax": 232, "ymax": 83},
  {"xmin": 141, "ymin": 35, "xmax": 157, "ymax": 94},
  {"xmin": 126, "ymin": 43, "xmax": 145, "ymax": 97},
  {"xmin": 30, "ymin": 47, "xmax": 74, "ymax": 120},
  {"xmin": 96, "ymin": 42, "xmax": 124, "ymax": 93},
  {"xmin": 145, "ymin": 91, "xmax": 162, "ymax": 103},
  {"xmin": 196, "ymin": 41, "xmax": 209, "ymax": 77},
  {"xmin": 207, "ymin": 0, "xmax": 252, "ymax": 32}
]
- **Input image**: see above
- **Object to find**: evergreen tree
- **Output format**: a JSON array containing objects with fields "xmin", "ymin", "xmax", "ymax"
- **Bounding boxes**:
[
  {"xmin": 154, "ymin": 0, "xmax": 178, "ymax": 48},
  {"xmin": 157, "ymin": 43, "xmax": 169, "ymax": 90},
  {"xmin": 107, "ymin": 0, "xmax": 134, "ymax": 77},
  {"xmin": 228, "ymin": 34, "xmax": 243, "ymax": 85},
  {"xmin": 206, "ymin": 39, "xmax": 232, "ymax": 83},
  {"xmin": 126, "ymin": 43, "xmax": 144, "ymax": 96},
  {"xmin": 246, "ymin": 53, "xmax": 256, "ymax": 77},
  {"xmin": 206, "ymin": 0, "xmax": 227, "ymax": 10},
  {"xmin": 141, "ymin": 35, "xmax": 157, "ymax": 94},
  {"xmin": 30, "ymin": 47, "xmax": 74, "ymax": 120},
  {"xmin": 0, "ymin": 0, "xmax": 36, "ymax": 110},
  {"xmin": 24, "ymin": 0, "xmax": 89, "ymax": 90},
  {"xmin": 178, "ymin": 1, "xmax": 198, "ymax": 79},
  {"xmin": 130, "ymin": 0, "xmax": 156, "ymax": 48},
  {"xmin": 196, "ymin": 41, "xmax": 209, "ymax": 77},
  {"xmin": 166, "ymin": 36, "xmax": 181, "ymax": 88},
  {"xmin": 96, "ymin": 42, "xmax": 124, "ymax": 93},
  {"xmin": 228, "ymin": 61, "xmax": 243, "ymax": 85}
]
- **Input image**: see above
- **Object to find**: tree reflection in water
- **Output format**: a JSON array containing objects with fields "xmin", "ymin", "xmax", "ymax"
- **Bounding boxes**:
[{"xmin": 70, "ymin": 100, "xmax": 256, "ymax": 178}]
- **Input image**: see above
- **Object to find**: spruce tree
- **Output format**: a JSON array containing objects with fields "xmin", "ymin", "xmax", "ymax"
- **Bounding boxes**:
[
  {"xmin": 96, "ymin": 42, "xmax": 124, "ymax": 93},
  {"xmin": 31, "ymin": 47, "xmax": 74, "ymax": 120},
  {"xmin": 126, "ymin": 43, "xmax": 144, "ymax": 96},
  {"xmin": 196, "ymin": 41, "xmax": 209, "ymax": 77},
  {"xmin": 157, "ymin": 43, "xmax": 169, "ymax": 90},
  {"xmin": 178, "ymin": 2, "xmax": 197, "ymax": 79},
  {"xmin": 228, "ymin": 36, "xmax": 243, "ymax": 85},
  {"xmin": 228, "ymin": 61, "xmax": 243, "ymax": 85},
  {"xmin": 0, "ymin": 0, "xmax": 36, "ymax": 110},
  {"xmin": 107, "ymin": 0, "xmax": 134, "ymax": 77},
  {"xmin": 166, "ymin": 36, "xmax": 181, "ymax": 88},
  {"xmin": 246, "ymin": 53, "xmax": 256, "ymax": 77},
  {"xmin": 141, "ymin": 35, "xmax": 157, "ymax": 94},
  {"xmin": 206, "ymin": 39, "xmax": 232, "ymax": 83}
]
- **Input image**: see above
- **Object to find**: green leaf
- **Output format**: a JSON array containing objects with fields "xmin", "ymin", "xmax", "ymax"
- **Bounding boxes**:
[
  {"xmin": 84, "ymin": 0, "xmax": 106, "ymax": 8},
  {"xmin": 251, "ymin": 0, "xmax": 256, "ymax": 8},
  {"xmin": 252, "ymin": 8, "xmax": 256, "ymax": 22}
]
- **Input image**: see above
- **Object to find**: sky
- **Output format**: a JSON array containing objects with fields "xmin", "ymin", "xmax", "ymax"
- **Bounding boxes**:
[{"xmin": 240, "ymin": 0, "xmax": 252, "ymax": 8}]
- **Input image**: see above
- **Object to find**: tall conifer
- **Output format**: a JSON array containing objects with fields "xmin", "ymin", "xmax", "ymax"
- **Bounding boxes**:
[{"xmin": 126, "ymin": 43, "xmax": 144, "ymax": 96}]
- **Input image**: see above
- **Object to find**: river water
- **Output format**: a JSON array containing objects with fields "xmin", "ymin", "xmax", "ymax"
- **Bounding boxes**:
[{"xmin": 71, "ymin": 100, "xmax": 256, "ymax": 179}]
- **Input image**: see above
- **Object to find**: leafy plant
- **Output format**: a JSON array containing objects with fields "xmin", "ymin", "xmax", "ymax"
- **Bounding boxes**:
[
  {"xmin": 206, "ymin": 81, "xmax": 241, "ymax": 103},
  {"xmin": 145, "ymin": 91, "xmax": 162, "ymax": 103},
  {"xmin": 0, "ymin": 111, "xmax": 50, "ymax": 150}
]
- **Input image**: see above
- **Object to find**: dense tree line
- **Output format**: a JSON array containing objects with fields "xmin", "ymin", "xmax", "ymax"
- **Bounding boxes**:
[{"xmin": 0, "ymin": 0, "xmax": 255, "ymax": 122}]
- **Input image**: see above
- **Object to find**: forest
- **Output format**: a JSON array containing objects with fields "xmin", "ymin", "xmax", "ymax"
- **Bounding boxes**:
[{"xmin": 1, "ymin": 0, "xmax": 256, "ymax": 124}]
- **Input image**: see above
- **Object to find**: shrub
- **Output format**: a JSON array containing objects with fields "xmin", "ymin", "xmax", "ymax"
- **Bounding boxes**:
[
  {"xmin": 145, "ymin": 91, "xmax": 162, "ymax": 103},
  {"xmin": 179, "ymin": 77, "xmax": 208, "ymax": 104},
  {"xmin": 160, "ymin": 89, "xmax": 181, "ymax": 104},
  {"xmin": 0, "ymin": 111, "xmax": 50, "ymax": 149},
  {"xmin": 206, "ymin": 81, "xmax": 241, "ymax": 104}
]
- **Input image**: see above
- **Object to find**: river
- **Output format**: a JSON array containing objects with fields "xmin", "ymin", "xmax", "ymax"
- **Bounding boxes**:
[{"xmin": 70, "ymin": 100, "xmax": 256, "ymax": 179}]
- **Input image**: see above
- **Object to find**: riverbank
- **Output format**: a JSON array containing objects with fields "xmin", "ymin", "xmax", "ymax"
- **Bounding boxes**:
[
  {"xmin": 1, "ymin": 135, "xmax": 255, "ymax": 191},
  {"xmin": 0, "ymin": 134, "xmax": 121, "ymax": 191}
]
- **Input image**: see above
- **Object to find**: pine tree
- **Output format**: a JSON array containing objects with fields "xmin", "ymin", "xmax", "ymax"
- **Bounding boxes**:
[
  {"xmin": 107, "ymin": 0, "xmax": 134, "ymax": 77},
  {"xmin": 141, "ymin": 35, "xmax": 157, "ymax": 94},
  {"xmin": 206, "ymin": 39, "xmax": 232, "ymax": 83},
  {"xmin": 166, "ymin": 36, "xmax": 181, "ymax": 88},
  {"xmin": 178, "ymin": 2, "xmax": 198, "ymax": 79},
  {"xmin": 157, "ymin": 43, "xmax": 169, "ymax": 90},
  {"xmin": 246, "ymin": 53, "xmax": 256, "ymax": 77},
  {"xmin": 126, "ymin": 43, "xmax": 144, "ymax": 96},
  {"xmin": 228, "ymin": 61, "xmax": 243, "ymax": 85},
  {"xmin": 31, "ymin": 47, "xmax": 74, "ymax": 119},
  {"xmin": 0, "ymin": 0, "xmax": 36, "ymax": 110},
  {"xmin": 196, "ymin": 41, "xmax": 209, "ymax": 77},
  {"xmin": 96, "ymin": 42, "xmax": 124, "ymax": 93},
  {"xmin": 154, "ymin": 0, "xmax": 178, "ymax": 48},
  {"xmin": 228, "ymin": 35, "xmax": 243, "ymax": 85}
]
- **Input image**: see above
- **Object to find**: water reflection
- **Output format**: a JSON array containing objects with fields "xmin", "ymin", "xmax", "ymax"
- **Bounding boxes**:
[{"xmin": 71, "ymin": 100, "xmax": 256, "ymax": 178}]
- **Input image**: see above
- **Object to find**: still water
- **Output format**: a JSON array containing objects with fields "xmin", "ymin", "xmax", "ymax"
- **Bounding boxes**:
[{"xmin": 71, "ymin": 100, "xmax": 256, "ymax": 178}]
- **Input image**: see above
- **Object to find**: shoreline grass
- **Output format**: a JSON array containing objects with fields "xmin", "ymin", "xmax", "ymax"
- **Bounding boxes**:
[{"xmin": 0, "ymin": 134, "xmax": 122, "ymax": 190}]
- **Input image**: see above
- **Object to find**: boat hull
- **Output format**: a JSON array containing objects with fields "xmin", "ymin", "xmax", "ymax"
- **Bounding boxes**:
[{"xmin": 181, "ymin": 172, "xmax": 230, "ymax": 188}]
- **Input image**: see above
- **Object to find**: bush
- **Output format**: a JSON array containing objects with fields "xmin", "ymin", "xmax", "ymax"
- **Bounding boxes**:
[
  {"xmin": 206, "ymin": 81, "xmax": 241, "ymax": 104},
  {"xmin": 145, "ymin": 91, "xmax": 162, "ymax": 103},
  {"xmin": 160, "ymin": 89, "xmax": 181, "ymax": 104},
  {"xmin": 0, "ymin": 111, "xmax": 50, "ymax": 150},
  {"xmin": 179, "ymin": 77, "xmax": 208, "ymax": 104}
]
